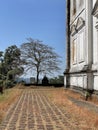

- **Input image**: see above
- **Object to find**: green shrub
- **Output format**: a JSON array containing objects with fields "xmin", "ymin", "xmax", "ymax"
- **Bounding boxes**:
[
  {"xmin": 0, "ymin": 80, "xmax": 3, "ymax": 86},
  {"xmin": 3, "ymin": 80, "xmax": 14, "ymax": 88},
  {"xmin": 0, "ymin": 80, "xmax": 4, "ymax": 94}
]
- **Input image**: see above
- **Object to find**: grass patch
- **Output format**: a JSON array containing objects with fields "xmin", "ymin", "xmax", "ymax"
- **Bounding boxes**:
[
  {"xmin": 0, "ymin": 86, "xmax": 23, "ymax": 123},
  {"xmin": 44, "ymin": 88, "xmax": 98, "ymax": 129},
  {"xmin": 0, "ymin": 89, "xmax": 13, "ymax": 102}
]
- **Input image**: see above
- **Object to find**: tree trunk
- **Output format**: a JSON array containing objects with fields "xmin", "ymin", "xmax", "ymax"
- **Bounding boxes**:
[{"xmin": 36, "ymin": 71, "xmax": 39, "ymax": 85}]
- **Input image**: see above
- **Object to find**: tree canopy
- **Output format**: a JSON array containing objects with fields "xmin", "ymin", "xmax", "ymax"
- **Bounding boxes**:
[
  {"xmin": 0, "ymin": 45, "xmax": 24, "ymax": 88},
  {"xmin": 4, "ymin": 45, "xmax": 21, "ymax": 69},
  {"xmin": 20, "ymin": 38, "xmax": 61, "ymax": 84}
]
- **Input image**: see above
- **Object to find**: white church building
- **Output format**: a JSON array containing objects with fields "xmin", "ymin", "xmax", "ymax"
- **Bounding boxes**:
[{"xmin": 64, "ymin": 0, "xmax": 98, "ymax": 93}]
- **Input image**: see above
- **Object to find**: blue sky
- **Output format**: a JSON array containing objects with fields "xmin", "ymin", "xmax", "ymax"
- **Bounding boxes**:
[{"xmin": 0, "ymin": 0, "xmax": 66, "ymax": 77}]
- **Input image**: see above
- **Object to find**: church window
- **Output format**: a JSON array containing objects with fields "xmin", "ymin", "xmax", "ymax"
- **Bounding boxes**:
[
  {"xmin": 72, "ymin": 38, "xmax": 77, "ymax": 64},
  {"xmin": 78, "ymin": 30, "xmax": 84, "ymax": 62}
]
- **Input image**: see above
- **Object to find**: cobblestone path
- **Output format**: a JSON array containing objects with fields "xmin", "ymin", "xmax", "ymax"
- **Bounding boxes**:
[{"xmin": 0, "ymin": 89, "xmax": 79, "ymax": 130}]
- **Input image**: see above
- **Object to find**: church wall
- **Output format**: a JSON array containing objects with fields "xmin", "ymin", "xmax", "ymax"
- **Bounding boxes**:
[
  {"xmin": 70, "ymin": 1, "xmax": 86, "ymax": 70},
  {"xmin": 93, "ymin": 17, "xmax": 98, "ymax": 64},
  {"xmin": 64, "ymin": 76, "xmax": 66, "ymax": 86},
  {"xmin": 94, "ymin": 75, "xmax": 98, "ymax": 90},
  {"xmin": 70, "ymin": 74, "xmax": 87, "ymax": 89},
  {"xmin": 68, "ymin": 0, "xmax": 87, "ymax": 89},
  {"xmin": 92, "ymin": 0, "xmax": 98, "ymax": 90},
  {"xmin": 65, "ymin": 0, "xmax": 98, "ymax": 91}
]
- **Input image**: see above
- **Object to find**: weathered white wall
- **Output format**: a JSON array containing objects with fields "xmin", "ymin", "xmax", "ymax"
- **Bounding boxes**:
[
  {"xmin": 70, "ymin": 1, "xmax": 86, "ymax": 70},
  {"xmin": 94, "ymin": 75, "xmax": 98, "ymax": 90},
  {"xmin": 93, "ymin": 0, "xmax": 98, "ymax": 65},
  {"xmin": 64, "ymin": 76, "xmax": 66, "ymax": 86},
  {"xmin": 70, "ymin": 76, "xmax": 78, "ymax": 86},
  {"xmin": 65, "ymin": 0, "xmax": 98, "ymax": 91},
  {"xmin": 92, "ymin": 0, "xmax": 98, "ymax": 90},
  {"xmin": 70, "ymin": 75, "xmax": 87, "ymax": 88}
]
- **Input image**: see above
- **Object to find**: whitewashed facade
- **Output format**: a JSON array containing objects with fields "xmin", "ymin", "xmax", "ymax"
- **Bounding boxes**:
[{"xmin": 64, "ymin": 0, "xmax": 98, "ymax": 92}]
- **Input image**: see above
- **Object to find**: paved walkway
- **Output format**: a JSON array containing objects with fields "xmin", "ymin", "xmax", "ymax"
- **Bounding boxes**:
[
  {"xmin": 0, "ymin": 89, "xmax": 79, "ymax": 130},
  {"xmin": 68, "ymin": 96, "xmax": 98, "ymax": 113}
]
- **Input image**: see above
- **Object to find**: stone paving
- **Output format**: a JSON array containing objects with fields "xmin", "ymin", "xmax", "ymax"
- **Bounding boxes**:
[
  {"xmin": 0, "ymin": 89, "xmax": 79, "ymax": 130},
  {"xmin": 68, "ymin": 96, "xmax": 98, "ymax": 113}
]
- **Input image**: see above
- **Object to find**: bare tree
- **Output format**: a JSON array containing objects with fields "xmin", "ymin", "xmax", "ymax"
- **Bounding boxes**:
[{"xmin": 20, "ymin": 38, "xmax": 61, "ymax": 84}]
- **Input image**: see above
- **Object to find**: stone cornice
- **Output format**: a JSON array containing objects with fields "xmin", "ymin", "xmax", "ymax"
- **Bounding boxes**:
[
  {"xmin": 70, "ymin": 17, "xmax": 85, "ymax": 36},
  {"xmin": 95, "ymin": 21, "xmax": 98, "ymax": 29},
  {"xmin": 70, "ymin": 25, "xmax": 77, "ymax": 36},
  {"xmin": 92, "ymin": 0, "xmax": 98, "ymax": 18},
  {"xmin": 76, "ymin": 17, "xmax": 85, "ymax": 31}
]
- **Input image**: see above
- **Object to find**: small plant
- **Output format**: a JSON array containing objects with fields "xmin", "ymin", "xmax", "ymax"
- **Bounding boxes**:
[{"xmin": 85, "ymin": 90, "xmax": 91, "ymax": 101}]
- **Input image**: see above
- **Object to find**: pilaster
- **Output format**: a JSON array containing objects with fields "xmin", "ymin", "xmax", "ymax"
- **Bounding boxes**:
[
  {"xmin": 64, "ymin": 0, "xmax": 70, "ymax": 88},
  {"xmin": 85, "ymin": 0, "xmax": 93, "ymax": 65},
  {"xmin": 85, "ymin": 0, "xmax": 93, "ymax": 90}
]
